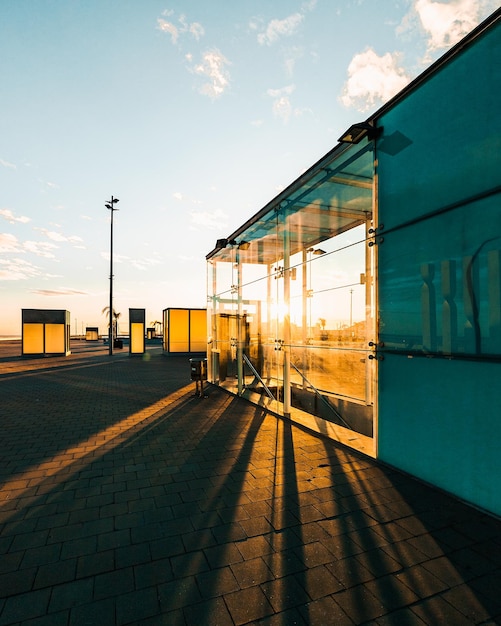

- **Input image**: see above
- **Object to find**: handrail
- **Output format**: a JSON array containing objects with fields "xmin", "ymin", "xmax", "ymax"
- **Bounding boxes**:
[
  {"xmin": 289, "ymin": 361, "xmax": 352, "ymax": 430},
  {"xmin": 242, "ymin": 353, "xmax": 276, "ymax": 400}
]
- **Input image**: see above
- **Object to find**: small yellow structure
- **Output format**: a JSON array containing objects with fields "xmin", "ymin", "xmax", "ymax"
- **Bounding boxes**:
[
  {"xmin": 22, "ymin": 309, "xmax": 71, "ymax": 356},
  {"xmin": 85, "ymin": 327, "xmax": 99, "ymax": 341},
  {"xmin": 129, "ymin": 308, "xmax": 145, "ymax": 355},
  {"xmin": 162, "ymin": 308, "xmax": 206, "ymax": 355}
]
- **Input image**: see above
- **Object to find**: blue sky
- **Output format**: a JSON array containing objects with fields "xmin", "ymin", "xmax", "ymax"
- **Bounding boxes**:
[{"xmin": 1, "ymin": 0, "xmax": 498, "ymax": 336}]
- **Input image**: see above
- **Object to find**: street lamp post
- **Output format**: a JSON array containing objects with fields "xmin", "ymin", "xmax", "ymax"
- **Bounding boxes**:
[{"xmin": 105, "ymin": 196, "xmax": 119, "ymax": 355}]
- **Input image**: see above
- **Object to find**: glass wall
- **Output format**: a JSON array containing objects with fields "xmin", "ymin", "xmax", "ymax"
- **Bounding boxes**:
[
  {"xmin": 207, "ymin": 140, "xmax": 377, "ymax": 444},
  {"xmin": 377, "ymin": 18, "xmax": 501, "ymax": 358},
  {"xmin": 376, "ymin": 14, "xmax": 501, "ymax": 516}
]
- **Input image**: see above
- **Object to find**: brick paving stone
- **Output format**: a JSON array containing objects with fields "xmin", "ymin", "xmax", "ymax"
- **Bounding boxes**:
[
  {"xmin": 334, "ymin": 584, "xmax": 387, "ymax": 623},
  {"xmin": 116, "ymin": 587, "xmax": 160, "ymax": 625},
  {"xmin": 34, "ymin": 558, "xmax": 77, "ymax": 589},
  {"xmin": 410, "ymin": 594, "xmax": 475, "ymax": 625},
  {"xmin": 224, "ymin": 585, "xmax": 275, "ymax": 625},
  {"xmin": 196, "ymin": 566, "xmax": 240, "ymax": 598},
  {"xmin": 94, "ymin": 567, "xmax": 135, "ymax": 600},
  {"xmin": 203, "ymin": 542, "xmax": 244, "ymax": 569},
  {"xmin": 48, "ymin": 578, "xmax": 94, "ymax": 612},
  {"xmin": 374, "ymin": 607, "xmax": 428, "ymax": 625},
  {"xmin": 235, "ymin": 535, "xmax": 273, "ymax": 560},
  {"xmin": 69, "ymin": 598, "xmax": 115, "ymax": 626},
  {"xmin": 133, "ymin": 557, "xmax": 174, "ymax": 589},
  {"xmin": 261, "ymin": 573, "xmax": 310, "ymax": 612},
  {"xmin": 0, "ymin": 567, "xmax": 37, "ymax": 597},
  {"xmin": 440, "ymin": 584, "xmax": 498, "ymax": 623},
  {"xmin": 265, "ymin": 549, "xmax": 306, "ymax": 579},
  {"xmin": 230, "ymin": 556, "xmax": 274, "ymax": 588},
  {"xmin": 115, "ymin": 541, "xmax": 152, "ymax": 569},
  {"xmin": 300, "ymin": 564, "xmax": 345, "ymax": 599},
  {"xmin": 170, "ymin": 550, "xmax": 210, "ymax": 578},
  {"xmin": 326, "ymin": 555, "xmax": 375, "ymax": 589},
  {"xmin": 395, "ymin": 563, "xmax": 449, "ymax": 599},
  {"xmin": 183, "ymin": 596, "xmax": 234, "ymax": 626},
  {"xmin": 421, "ymin": 554, "xmax": 471, "ymax": 588},
  {"xmin": 157, "ymin": 575, "xmax": 202, "ymax": 612},
  {"xmin": 298, "ymin": 595, "xmax": 355, "ymax": 625}
]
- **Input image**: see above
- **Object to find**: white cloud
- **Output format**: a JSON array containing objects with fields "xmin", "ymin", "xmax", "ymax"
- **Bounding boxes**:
[
  {"xmin": 23, "ymin": 240, "xmax": 58, "ymax": 258},
  {"xmin": 340, "ymin": 48, "xmax": 410, "ymax": 111},
  {"xmin": 157, "ymin": 18, "xmax": 179, "ymax": 44},
  {"xmin": 0, "ymin": 233, "xmax": 22, "ymax": 253},
  {"xmin": 35, "ymin": 227, "xmax": 84, "ymax": 245},
  {"xmin": 0, "ymin": 258, "xmax": 40, "ymax": 281},
  {"xmin": 130, "ymin": 257, "xmax": 162, "ymax": 271},
  {"xmin": 157, "ymin": 12, "xmax": 205, "ymax": 44},
  {"xmin": 190, "ymin": 208, "xmax": 228, "ymax": 230},
  {"xmin": 0, "ymin": 158, "xmax": 16, "ymax": 169},
  {"xmin": 258, "ymin": 13, "xmax": 304, "ymax": 45},
  {"xmin": 173, "ymin": 192, "xmax": 183, "ymax": 201},
  {"xmin": 189, "ymin": 22, "xmax": 204, "ymax": 40},
  {"xmin": 0, "ymin": 209, "xmax": 31, "ymax": 224},
  {"xmin": 192, "ymin": 49, "xmax": 231, "ymax": 99},
  {"xmin": 415, "ymin": 0, "xmax": 484, "ymax": 54},
  {"xmin": 267, "ymin": 85, "xmax": 298, "ymax": 123}
]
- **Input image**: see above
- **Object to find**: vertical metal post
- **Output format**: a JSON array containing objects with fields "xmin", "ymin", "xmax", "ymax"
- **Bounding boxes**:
[
  {"xmin": 106, "ymin": 196, "xmax": 119, "ymax": 356},
  {"xmin": 283, "ymin": 225, "xmax": 291, "ymax": 418}
]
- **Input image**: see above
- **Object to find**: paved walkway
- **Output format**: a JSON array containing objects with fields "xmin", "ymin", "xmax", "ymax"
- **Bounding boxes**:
[{"xmin": 0, "ymin": 341, "xmax": 500, "ymax": 625}]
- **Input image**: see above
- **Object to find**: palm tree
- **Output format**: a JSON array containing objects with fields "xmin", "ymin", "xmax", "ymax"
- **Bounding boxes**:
[{"xmin": 101, "ymin": 307, "xmax": 121, "ymax": 341}]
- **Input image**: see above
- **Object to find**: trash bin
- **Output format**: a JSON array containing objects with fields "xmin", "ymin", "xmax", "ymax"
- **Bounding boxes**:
[
  {"xmin": 190, "ymin": 357, "xmax": 207, "ymax": 397},
  {"xmin": 114, "ymin": 339, "xmax": 123, "ymax": 349}
]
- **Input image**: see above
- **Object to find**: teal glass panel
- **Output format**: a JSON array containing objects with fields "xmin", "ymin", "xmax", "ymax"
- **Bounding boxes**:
[
  {"xmin": 377, "ymin": 19, "xmax": 501, "ymax": 229},
  {"xmin": 379, "ymin": 194, "xmax": 501, "ymax": 356},
  {"xmin": 378, "ymin": 18, "xmax": 501, "ymax": 358}
]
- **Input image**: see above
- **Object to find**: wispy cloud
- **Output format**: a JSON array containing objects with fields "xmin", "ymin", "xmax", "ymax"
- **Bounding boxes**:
[
  {"xmin": 0, "ymin": 158, "xmax": 16, "ymax": 169},
  {"xmin": 257, "ymin": 13, "xmax": 304, "ymax": 46},
  {"xmin": 0, "ymin": 233, "xmax": 22, "ymax": 253},
  {"xmin": 0, "ymin": 209, "xmax": 31, "ymax": 224},
  {"xmin": 191, "ymin": 49, "xmax": 231, "ymax": 99},
  {"xmin": 190, "ymin": 208, "xmax": 228, "ymax": 230},
  {"xmin": 23, "ymin": 240, "xmax": 59, "ymax": 258},
  {"xmin": 130, "ymin": 257, "xmax": 162, "ymax": 271},
  {"xmin": 36, "ymin": 227, "xmax": 84, "ymax": 246},
  {"xmin": 267, "ymin": 85, "xmax": 304, "ymax": 123},
  {"xmin": 340, "ymin": 48, "xmax": 410, "ymax": 111},
  {"xmin": 157, "ymin": 11, "xmax": 205, "ymax": 45},
  {"xmin": 0, "ymin": 258, "xmax": 40, "ymax": 281},
  {"xmin": 31, "ymin": 288, "xmax": 88, "ymax": 296}
]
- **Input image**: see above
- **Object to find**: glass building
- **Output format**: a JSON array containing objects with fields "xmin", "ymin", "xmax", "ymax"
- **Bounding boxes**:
[{"xmin": 206, "ymin": 10, "xmax": 501, "ymax": 517}]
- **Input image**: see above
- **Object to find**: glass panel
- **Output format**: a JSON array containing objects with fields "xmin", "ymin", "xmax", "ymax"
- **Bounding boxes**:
[
  {"xmin": 169, "ymin": 309, "xmax": 189, "ymax": 352},
  {"xmin": 23, "ymin": 323, "xmax": 44, "ymax": 353},
  {"xmin": 379, "ymin": 194, "xmax": 501, "ymax": 356},
  {"xmin": 190, "ymin": 309, "xmax": 207, "ymax": 352},
  {"xmin": 130, "ymin": 323, "xmax": 144, "ymax": 353},
  {"xmin": 45, "ymin": 323, "xmax": 65, "ymax": 353},
  {"xmin": 377, "ymin": 21, "xmax": 501, "ymax": 228}
]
